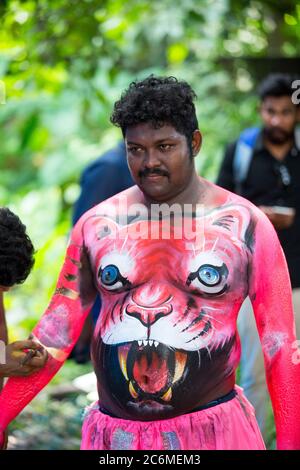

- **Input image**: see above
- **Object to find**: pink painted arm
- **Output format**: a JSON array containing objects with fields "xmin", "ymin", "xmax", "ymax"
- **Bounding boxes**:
[
  {"xmin": 250, "ymin": 211, "xmax": 300, "ymax": 449},
  {"xmin": 0, "ymin": 219, "xmax": 97, "ymax": 446}
]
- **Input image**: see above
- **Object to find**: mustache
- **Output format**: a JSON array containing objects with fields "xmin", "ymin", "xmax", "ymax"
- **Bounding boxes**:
[
  {"xmin": 264, "ymin": 127, "xmax": 293, "ymax": 144},
  {"xmin": 139, "ymin": 168, "xmax": 169, "ymax": 177}
]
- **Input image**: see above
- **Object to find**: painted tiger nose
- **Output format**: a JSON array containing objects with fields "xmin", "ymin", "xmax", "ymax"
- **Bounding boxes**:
[
  {"xmin": 126, "ymin": 284, "xmax": 173, "ymax": 326},
  {"xmin": 132, "ymin": 283, "xmax": 172, "ymax": 308}
]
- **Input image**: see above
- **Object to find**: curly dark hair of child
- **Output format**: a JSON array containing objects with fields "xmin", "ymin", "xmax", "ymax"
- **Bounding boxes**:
[
  {"xmin": 0, "ymin": 207, "xmax": 35, "ymax": 287},
  {"xmin": 110, "ymin": 75, "xmax": 199, "ymax": 158}
]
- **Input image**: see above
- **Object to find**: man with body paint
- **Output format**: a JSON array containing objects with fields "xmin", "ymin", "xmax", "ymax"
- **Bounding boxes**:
[{"xmin": 0, "ymin": 77, "xmax": 299, "ymax": 450}]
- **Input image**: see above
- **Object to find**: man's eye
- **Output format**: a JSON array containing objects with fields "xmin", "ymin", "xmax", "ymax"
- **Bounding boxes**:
[
  {"xmin": 160, "ymin": 144, "xmax": 173, "ymax": 151},
  {"xmin": 128, "ymin": 146, "xmax": 142, "ymax": 153},
  {"xmin": 98, "ymin": 264, "xmax": 130, "ymax": 291}
]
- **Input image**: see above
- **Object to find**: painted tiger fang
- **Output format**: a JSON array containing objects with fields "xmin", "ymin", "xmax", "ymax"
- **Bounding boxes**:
[
  {"xmin": 161, "ymin": 387, "xmax": 172, "ymax": 402},
  {"xmin": 129, "ymin": 381, "xmax": 138, "ymax": 399},
  {"xmin": 118, "ymin": 346, "xmax": 129, "ymax": 381},
  {"xmin": 173, "ymin": 351, "xmax": 187, "ymax": 384}
]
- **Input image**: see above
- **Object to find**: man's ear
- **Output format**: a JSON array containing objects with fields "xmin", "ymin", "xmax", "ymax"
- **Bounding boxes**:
[{"xmin": 191, "ymin": 130, "xmax": 202, "ymax": 157}]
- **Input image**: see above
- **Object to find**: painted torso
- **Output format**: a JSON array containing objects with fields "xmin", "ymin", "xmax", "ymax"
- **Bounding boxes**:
[
  {"xmin": 1, "ymin": 181, "xmax": 299, "ymax": 449},
  {"xmin": 81, "ymin": 185, "xmax": 254, "ymax": 420}
]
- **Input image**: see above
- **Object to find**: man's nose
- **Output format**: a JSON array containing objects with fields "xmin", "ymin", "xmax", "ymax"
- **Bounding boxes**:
[
  {"xmin": 143, "ymin": 149, "xmax": 161, "ymax": 169},
  {"xmin": 270, "ymin": 114, "xmax": 281, "ymax": 126}
]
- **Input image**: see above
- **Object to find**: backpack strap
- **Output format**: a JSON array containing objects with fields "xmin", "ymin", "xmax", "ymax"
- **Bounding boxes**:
[{"xmin": 233, "ymin": 127, "xmax": 260, "ymax": 194}]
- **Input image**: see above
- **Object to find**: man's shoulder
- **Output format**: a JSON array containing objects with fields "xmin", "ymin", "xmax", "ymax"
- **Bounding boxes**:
[
  {"xmin": 212, "ymin": 181, "xmax": 263, "ymax": 218},
  {"xmin": 76, "ymin": 186, "xmax": 141, "ymax": 222}
]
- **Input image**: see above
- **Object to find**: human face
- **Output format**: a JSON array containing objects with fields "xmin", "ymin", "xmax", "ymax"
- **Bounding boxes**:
[
  {"xmin": 260, "ymin": 96, "xmax": 298, "ymax": 145},
  {"xmin": 125, "ymin": 123, "xmax": 201, "ymax": 203}
]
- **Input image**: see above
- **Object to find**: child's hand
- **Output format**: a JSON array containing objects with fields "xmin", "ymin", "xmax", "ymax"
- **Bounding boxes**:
[{"xmin": 1, "ymin": 340, "xmax": 48, "ymax": 377}]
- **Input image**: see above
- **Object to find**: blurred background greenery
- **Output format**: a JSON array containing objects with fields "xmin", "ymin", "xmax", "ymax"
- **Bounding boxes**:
[{"xmin": 1, "ymin": 0, "xmax": 299, "ymax": 449}]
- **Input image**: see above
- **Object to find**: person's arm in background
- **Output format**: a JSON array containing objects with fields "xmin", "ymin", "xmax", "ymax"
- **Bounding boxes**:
[
  {"xmin": 216, "ymin": 142, "xmax": 237, "ymax": 191},
  {"xmin": 0, "ymin": 294, "xmax": 47, "ymax": 398},
  {"xmin": 0, "ymin": 292, "xmax": 8, "ymax": 345},
  {"xmin": 0, "ymin": 292, "xmax": 8, "ymax": 391},
  {"xmin": 0, "ymin": 340, "xmax": 48, "ymax": 379},
  {"xmin": 0, "ymin": 214, "xmax": 97, "ymax": 447},
  {"xmin": 249, "ymin": 210, "xmax": 300, "ymax": 449}
]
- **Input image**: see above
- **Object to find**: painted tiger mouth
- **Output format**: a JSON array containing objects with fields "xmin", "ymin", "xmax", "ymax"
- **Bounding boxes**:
[{"xmin": 118, "ymin": 341, "xmax": 188, "ymax": 402}]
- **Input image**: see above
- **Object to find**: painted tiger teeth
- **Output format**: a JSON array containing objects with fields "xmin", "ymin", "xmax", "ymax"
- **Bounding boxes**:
[
  {"xmin": 137, "ymin": 340, "xmax": 160, "ymax": 347},
  {"xmin": 172, "ymin": 351, "xmax": 187, "ymax": 384},
  {"xmin": 129, "ymin": 381, "xmax": 138, "ymax": 399},
  {"xmin": 161, "ymin": 387, "xmax": 172, "ymax": 402},
  {"xmin": 118, "ymin": 346, "xmax": 130, "ymax": 381}
]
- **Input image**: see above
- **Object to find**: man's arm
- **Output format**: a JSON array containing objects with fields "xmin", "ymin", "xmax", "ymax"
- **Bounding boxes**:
[
  {"xmin": 216, "ymin": 142, "xmax": 237, "ymax": 191},
  {"xmin": 249, "ymin": 210, "xmax": 300, "ymax": 449},
  {"xmin": 0, "ymin": 217, "xmax": 97, "ymax": 445},
  {"xmin": 71, "ymin": 145, "xmax": 132, "ymax": 362},
  {"xmin": 72, "ymin": 160, "xmax": 118, "ymax": 361}
]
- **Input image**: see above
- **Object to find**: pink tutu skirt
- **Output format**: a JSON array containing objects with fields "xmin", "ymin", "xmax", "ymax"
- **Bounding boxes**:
[{"xmin": 81, "ymin": 385, "xmax": 265, "ymax": 450}]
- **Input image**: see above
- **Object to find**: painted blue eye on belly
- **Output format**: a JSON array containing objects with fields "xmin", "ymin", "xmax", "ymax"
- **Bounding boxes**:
[
  {"xmin": 101, "ymin": 265, "xmax": 119, "ymax": 286},
  {"xmin": 98, "ymin": 264, "xmax": 131, "ymax": 291},
  {"xmin": 186, "ymin": 262, "xmax": 228, "ymax": 295},
  {"xmin": 198, "ymin": 265, "xmax": 221, "ymax": 286}
]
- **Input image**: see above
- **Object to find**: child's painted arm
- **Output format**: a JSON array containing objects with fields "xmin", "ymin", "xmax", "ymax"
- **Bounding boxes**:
[
  {"xmin": 0, "ymin": 219, "xmax": 97, "ymax": 445},
  {"xmin": 249, "ymin": 212, "xmax": 300, "ymax": 449}
]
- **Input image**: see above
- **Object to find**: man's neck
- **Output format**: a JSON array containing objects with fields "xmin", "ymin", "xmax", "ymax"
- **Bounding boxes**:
[
  {"xmin": 142, "ymin": 172, "xmax": 205, "ymax": 209},
  {"xmin": 264, "ymin": 137, "xmax": 294, "ymax": 161}
]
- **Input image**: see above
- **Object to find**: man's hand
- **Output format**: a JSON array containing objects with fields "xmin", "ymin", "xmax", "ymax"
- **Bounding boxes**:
[
  {"xmin": 0, "ymin": 340, "xmax": 48, "ymax": 378},
  {"xmin": 259, "ymin": 206, "xmax": 295, "ymax": 230}
]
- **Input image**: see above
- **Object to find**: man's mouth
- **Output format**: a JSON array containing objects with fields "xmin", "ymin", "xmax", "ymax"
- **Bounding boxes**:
[
  {"xmin": 118, "ymin": 341, "xmax": 187, "ymax": 402},
  {"xmin": 141, "ymin": 171, "xmax": 169, "ymax": 180},
  {"xmin": 145, "ymin": 174, "xmax": 166, "ymax": 178},
  {"xmin": 143, "ymin": 175, "xmax": 167, "ymax": 184}
]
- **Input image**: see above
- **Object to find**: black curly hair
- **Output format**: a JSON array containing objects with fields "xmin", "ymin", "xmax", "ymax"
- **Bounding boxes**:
[
  {"xmin": 0, "ymin": 207, "xmax": 35, "ymax": 287},
  {"xmin": 110, "ymin": 75, "xmax": 199, "ymax": 156}
]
